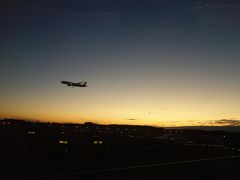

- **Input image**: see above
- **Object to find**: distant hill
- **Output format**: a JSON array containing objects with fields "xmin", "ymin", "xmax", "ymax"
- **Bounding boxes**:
[
  {"xmin": 1, "ymin": 118, "xmax": 240, "ymax": 133},
  {"xmin": 168, "ymin": 126, "xmax": 240, "ymax": 133}
]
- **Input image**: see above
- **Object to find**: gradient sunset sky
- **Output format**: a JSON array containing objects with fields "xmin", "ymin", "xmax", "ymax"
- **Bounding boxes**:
[{"xmin": 1, "ymin": 0, "xmax": 240, "ymax": 126}]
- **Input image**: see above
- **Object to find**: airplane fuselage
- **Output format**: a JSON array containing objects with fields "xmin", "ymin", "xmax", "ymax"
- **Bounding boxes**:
[{"xmin": 61, "ymin": 81, "xmax": 87, "ymax": 87}]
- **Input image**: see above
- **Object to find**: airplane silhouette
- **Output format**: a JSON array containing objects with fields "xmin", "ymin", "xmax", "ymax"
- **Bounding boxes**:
[{"xmin": 61, "ymin": 81, "xmax": 88, "ymax": 87}]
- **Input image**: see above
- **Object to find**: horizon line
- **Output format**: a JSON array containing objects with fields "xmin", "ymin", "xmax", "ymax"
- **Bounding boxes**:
[{"xmin": 1, "ymin": 118, "xmax": 240, "ymax": 128}]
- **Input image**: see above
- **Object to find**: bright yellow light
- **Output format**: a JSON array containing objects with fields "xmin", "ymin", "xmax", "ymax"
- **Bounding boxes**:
[{"xmin": 59, "ymin": 140, "xmax": 68, "ymax": 144}]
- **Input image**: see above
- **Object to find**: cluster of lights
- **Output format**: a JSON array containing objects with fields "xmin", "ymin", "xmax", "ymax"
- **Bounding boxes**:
[{"xmin": 93, "ymin": 140, "xmax": 103, "ymax": 144}]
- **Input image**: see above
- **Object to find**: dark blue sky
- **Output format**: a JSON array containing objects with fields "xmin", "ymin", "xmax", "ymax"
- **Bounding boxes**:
[{"xmin": 1, "ymin": 0, "xmax": 240, "ymax": 125}]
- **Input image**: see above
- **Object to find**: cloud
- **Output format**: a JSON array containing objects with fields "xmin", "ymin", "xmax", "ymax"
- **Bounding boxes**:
[
  {"xmin": 186, "ymin": 3, "xmax": 240, "ymax": 10},
  {"xmin": 127, "ymin": 118, "xmax": 137, "ymax": 121},
  {"xmin": 0, "ymin": 0, "xmax": 120, "ymax": 16},
  {"xmin": 85, "ymin": 11, "xmax": 120, "ymax": 16},
  {"xmin": 213, "ymin": 119, "xmax": 240, "ymax": 126}
]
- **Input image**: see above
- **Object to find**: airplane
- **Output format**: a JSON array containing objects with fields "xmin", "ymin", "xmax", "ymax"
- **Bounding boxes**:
[{"xmin": 61, "ymin": 81, "xmax": 88, "ymax": 87}]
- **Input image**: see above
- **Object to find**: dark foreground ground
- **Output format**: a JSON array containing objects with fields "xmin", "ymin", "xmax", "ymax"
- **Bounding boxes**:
[
  {"xmin": 31, "ymin": 156, "xmax": 240, "ymax": 180},
  {"xmin": 2, "ymin": 152, "xmax": 240, "ymax": 180},
  {"xmin": 1, "ymin": 119, "xmax": 240, "ymax": 179}
]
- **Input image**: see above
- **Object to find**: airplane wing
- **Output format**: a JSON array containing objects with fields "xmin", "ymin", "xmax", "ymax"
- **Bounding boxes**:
[{"xmin": 75, "ymin": 81, "xmax": 87, "ymax": 87}]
